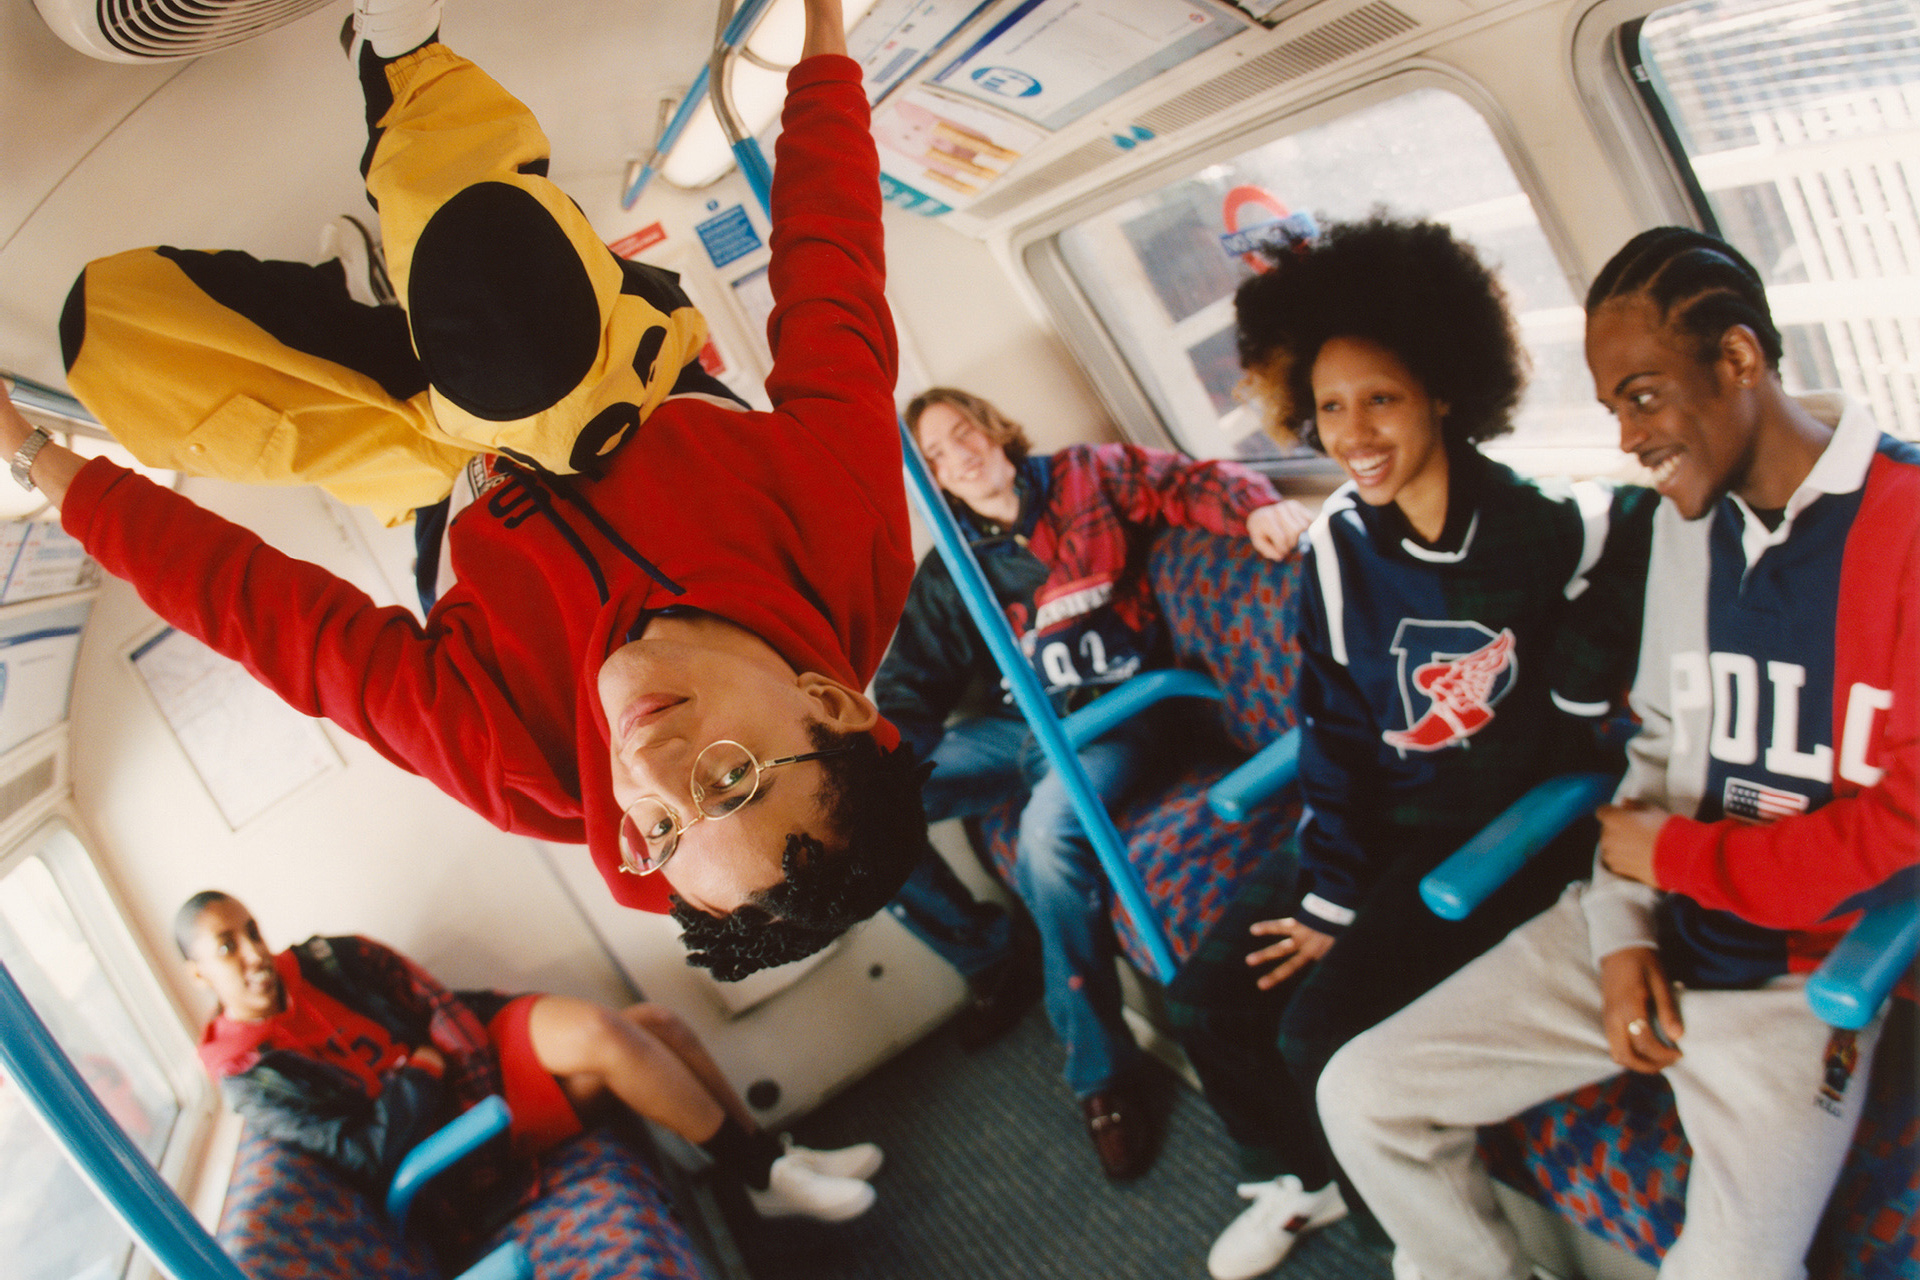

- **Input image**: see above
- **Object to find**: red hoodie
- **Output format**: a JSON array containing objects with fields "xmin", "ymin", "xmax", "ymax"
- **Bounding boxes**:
[{"xmin": 61, "ymin": 55, "xmax": 909, "ymax": 913}]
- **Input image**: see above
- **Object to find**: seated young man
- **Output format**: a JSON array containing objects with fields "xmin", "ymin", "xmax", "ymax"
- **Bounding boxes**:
[
  {"xmin": 873, "ymin": 386, "xmax": 1311, "ymax": 1180},
  {"xmin": 1319, "ymin": 227, "xmax": 1919, "ymax": 1280},
  {"xmin": 3, "ymin": 0, "xmax": 922, "ymax": 982},
  {"xmin": 179, "ymin": 890, "xmax": 882, "ymax": 1223}
]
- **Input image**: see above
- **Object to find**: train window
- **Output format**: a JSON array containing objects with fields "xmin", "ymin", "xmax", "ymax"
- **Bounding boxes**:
[
  {"xmin": 1046, "ymin": 82, "xmax": 1595, "ymax": 468},
  {"xmin": 1, "ymin": 822, "xmax": 203, "ymax": 1280},
  {"xmin": 1628, "ymin": 0, "xmax": 1920, "ymax": 437}
]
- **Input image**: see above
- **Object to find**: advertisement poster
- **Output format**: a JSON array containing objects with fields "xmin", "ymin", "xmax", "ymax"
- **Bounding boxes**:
[
  {"xmin": 931, "ymin": 0, "xmax": 1246, "ymax": 130},
  {"xmin": 872, "ymin": 87, "xmax": 1047, "ymax": 213},
  {"xmin": 0, "ymin": 599, "xmax": 89, "ymax": 756},
  {"xmin": 130, "ymin": 627, "xmax": 341, "ymax": 829},
  {"xmin": 850, "ymin": 0, "xmax": 998, "ymax": 102}
]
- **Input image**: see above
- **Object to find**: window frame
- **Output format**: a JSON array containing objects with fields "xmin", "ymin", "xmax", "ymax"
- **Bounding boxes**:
[
  {"xmin": 1568, "ymin": 0, "xmax": 1722, "ymax": 232},
  {"xmin": 1014, "ymin": 61, "xmax": 1591, "ymax": 468},
  {"xmin": 1, "ymin": 811, "xmax": 219, "ymax": 1280}
]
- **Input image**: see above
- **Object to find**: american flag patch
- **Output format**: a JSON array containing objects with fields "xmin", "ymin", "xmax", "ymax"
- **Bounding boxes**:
[{"xmin": 1724, "ymin": 777, "xmax": 1810, "ymax": 823}]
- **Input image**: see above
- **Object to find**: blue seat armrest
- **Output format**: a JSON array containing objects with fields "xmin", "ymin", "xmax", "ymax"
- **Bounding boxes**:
[
  {"xmin": 456, "ymin": 1240, "xmax": 533, "ymax": 1280},
  {"xmin": 1806, "ymin": 892, "xmax": 1920, "ymax": 1030},
  {"xmin": 1419, "ymin": 773, "xmax": 1615, "ymax": 921},
  {"xmin": 386, "ymin": 1094, "xmax": 512, "ymax": 1229},
  {"xmin": 1058, "ymin": 668, "xmax": 1222, "ymax": 751},
  {"xmin": 1208, "ymin": 728, "xmax": 1302, "ymax": 823}
]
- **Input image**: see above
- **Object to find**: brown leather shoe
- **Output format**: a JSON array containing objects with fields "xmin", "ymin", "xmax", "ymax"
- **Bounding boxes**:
[{"xmin": 1081, "ymin": 1086, "xmax": 1149, "ymax": 1180}]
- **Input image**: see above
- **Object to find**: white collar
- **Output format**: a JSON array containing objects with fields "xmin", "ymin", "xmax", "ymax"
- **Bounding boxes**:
[{"xmin": 1730, "ymin": 393, "xmax": 1878, "ymax": 568}]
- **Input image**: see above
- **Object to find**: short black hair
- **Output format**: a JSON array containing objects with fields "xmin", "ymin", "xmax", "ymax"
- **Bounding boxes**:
[
  {"xmin": 1235, "ymin": 213, "xmax": 1526, "ymax": 451},
  {"xmin": 670, "ymin": 722, "xmax": 931, "ymax": 981},
  {"xmin": 174, "ymin": 890, "xmax": 237, "ymax": 958},
  {"xmin": 1584, "ymin": 226, "xmax": 1782, "ymax": 370}
]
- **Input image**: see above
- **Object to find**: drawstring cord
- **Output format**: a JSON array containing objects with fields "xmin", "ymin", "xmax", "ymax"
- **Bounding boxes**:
[{"xmin": 490, "ymin": 454, "xmax": 685, "ymax": 605}]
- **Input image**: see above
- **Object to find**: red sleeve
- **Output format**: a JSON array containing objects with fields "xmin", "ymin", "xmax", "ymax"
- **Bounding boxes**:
[
  {"xmin": 61, "ymin": 460, "xmax": 576, "ymax": 840},
  {"xmin": 1094, "ymin": 444, "xmax": 1282, "ymax": 536},
  {"xmin": 1653, "ymin": 456, "xmax": 1920, "ymax": 929},
  {"xmin": 761, "ymin": 55, "xmax": 903, "ymax": 527}
]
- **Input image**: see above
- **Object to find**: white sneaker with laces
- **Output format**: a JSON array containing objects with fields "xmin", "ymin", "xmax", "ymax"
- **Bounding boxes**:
[
  {"xmin": 744, "ymin": 1153, "xmax": 875, "ymax": 1223},
  {"xmin": 346, "ymin": 0, "xmax": 442, "ymax": 60},
  {"xmin": 1207, "ymin": 1176, "xmax": 1348, "ymax": 1280},
  {"xmin": 780, "ymin": 1133, "xmax": 883, "ymax": 1181},
  {"xmin": 318, "ymin": 215, "xmax": 397, "ymax": 308}
]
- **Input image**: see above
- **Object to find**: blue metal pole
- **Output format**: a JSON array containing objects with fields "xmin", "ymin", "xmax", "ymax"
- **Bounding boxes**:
[
  {"xmin": 0, "ymin": 960, "xmax": 251, "ymax": 1280},
  {"xmin": 897, "ymin": 427, "xmax": 1180, "ymax": 983},
  {"xmin": 5, "ymin": 371, "xmax": 100, "ymax": 426},
  {"xmin": 621, "ymin": 0, "xmax": 782, "ymax": 210},
  {"xmin": 620, "ymin": 65, "xmax": 713, "ymax": 210}
]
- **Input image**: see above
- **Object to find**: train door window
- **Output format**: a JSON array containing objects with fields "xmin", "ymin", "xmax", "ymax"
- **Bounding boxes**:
[
  {"xmin": 1627, "ymin": 0, "xmax": 1920, "ymax": 437},
  {"xmin": 1, "ymin": 820, "xmax": 207, "ymax": 1280},
  {"xmin": 1040, "ymin": 81, "xmax": 1598, "ymax": 469}
]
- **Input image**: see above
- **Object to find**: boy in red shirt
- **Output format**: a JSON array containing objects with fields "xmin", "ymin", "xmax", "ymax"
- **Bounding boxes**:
[{"xmin": 7, "ymin": 0, "xmax": 923, "ymax": 980}]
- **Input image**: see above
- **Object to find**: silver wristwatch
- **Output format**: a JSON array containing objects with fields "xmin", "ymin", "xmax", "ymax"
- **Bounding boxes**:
[{"xmin": 10, "ymin": 428, "xmax": 52, "ymax": 492}]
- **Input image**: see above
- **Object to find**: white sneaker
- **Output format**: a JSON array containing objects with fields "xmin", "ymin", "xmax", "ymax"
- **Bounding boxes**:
[
  {"xmin": 318, "ymin": 215, "xmax": 396, "ymax": 308},
  {"xmin": 744, "ymin": 1153, "xmax": 875, "ymax": 1223},
  {"xmin": 346, "ymin": 0, "xmax": 442, "ymax": 60},
  {"xmin": 780, "ymin": 1133, "xmax": 883, "ymax": 1181},
  {"xmin": 1207, "ymin": 1176, "xmax": 1348, "ymax": 1280}
]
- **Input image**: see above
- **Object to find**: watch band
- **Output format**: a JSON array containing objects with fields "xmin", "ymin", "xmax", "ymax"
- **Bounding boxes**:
[{"xmin": 10, "ymin": 428, "xmax": 51, "ymax": 492}]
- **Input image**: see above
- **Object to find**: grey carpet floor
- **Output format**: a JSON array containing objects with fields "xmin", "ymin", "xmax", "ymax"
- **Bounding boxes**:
[{"xmin": 711, "ymin": 1005, "xmax": 1394, "ymax": 1280}]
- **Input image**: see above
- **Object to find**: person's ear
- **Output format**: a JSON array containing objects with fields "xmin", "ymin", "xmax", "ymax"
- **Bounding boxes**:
[
  {"xmin": 796, "ymin": 673, "xmax": 879, "ymax": 732},
  {"xmin": 1718, "ymin": 324, "xmax": 1766, "ymax": 391}
]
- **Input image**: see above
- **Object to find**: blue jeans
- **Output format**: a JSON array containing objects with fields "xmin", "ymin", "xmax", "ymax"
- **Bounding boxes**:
[
  {"xmin": 899, "ymin": 707, "xmax": 1180, "ymax": 1097},
  {"xmin": 888, "ymin": 714, "xmax": 1027, "ymax": 982}
]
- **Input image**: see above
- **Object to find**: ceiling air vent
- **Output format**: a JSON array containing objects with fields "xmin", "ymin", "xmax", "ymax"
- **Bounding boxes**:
[
  {"xmin": 36, "ymin": 0, "xmax": 336, "ymax": 63},
  {"xmin": 1137, "ymin": 1, "xmax": 1419, "ymax": 136},
  {"xmin": 967, "ymin": 0, "xmax": 1418, "ymax": 223}
]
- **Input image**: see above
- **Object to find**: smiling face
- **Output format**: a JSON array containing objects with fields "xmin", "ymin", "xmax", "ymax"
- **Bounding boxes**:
[
  {"xmin": 186, "ymin": 898, "xmax": 284, "ymax": 1022},
  {"xmin": 1587, "ymin": 296, "xmax": 1760, "ymax": 521},
  {"xmin": 596, "ymin": 613, "xmax": 877, "ymax": 916},
  {"xmin": 914, "ymin": 400, "xmax": 1019, "ymax": 518},
  {"xmin": 1310, "ymin": 335, "xmax": 1452, "ymax": 539}
]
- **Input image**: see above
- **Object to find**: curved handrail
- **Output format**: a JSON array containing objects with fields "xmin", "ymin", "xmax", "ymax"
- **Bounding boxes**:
[
  {"xmin": 385, "ymin": 1093, "xmax": 512, "ymax": 1228},
  {"xmin": 1059, "ymin": 668, "xmax": 1221, "ymax": 751},
  {"xmin": 1418, "ymin": 773, "xmax": 1614, "ymax": 921},
  {"xmin": 621, "ymin": 0, "xmax": 779, "ymax": 209},
  {"xmin": 1806, "ymin": 888, "xmax": 1920, "ymax": 1030},
  {"xmin": 1207, "ymin": 728, "xmax": 1302, "ymax": 823}
]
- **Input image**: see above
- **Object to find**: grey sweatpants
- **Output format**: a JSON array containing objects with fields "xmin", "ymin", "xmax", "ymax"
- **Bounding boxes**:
[{"xmin": 1318, "ymin": 886, "xmax": 1883, "ymax": 1280}]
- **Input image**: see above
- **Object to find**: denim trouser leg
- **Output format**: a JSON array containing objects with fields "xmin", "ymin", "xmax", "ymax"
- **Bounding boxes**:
[
  {"xmin": 891, "ymin": 844, "xmax": 1012, "ymax": 982},
  {"xmin": 1013, "ymin": 709, "xmax": 1172, "ymax": 1099},
  {"xmin": 918, "ymin": 713, "xmax": 1030, "ymax": 823},
  {"xmin": 886, "ymin": 715, "xmax": 1027, "ymax": 980}
]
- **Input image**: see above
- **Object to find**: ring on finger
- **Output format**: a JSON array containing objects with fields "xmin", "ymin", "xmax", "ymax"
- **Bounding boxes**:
[{"xmin": 1626, "ymin": 1018, "xmax": 1648, "ymax": 1037}]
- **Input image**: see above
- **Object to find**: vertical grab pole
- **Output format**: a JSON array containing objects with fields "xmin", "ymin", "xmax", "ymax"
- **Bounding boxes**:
[
  {"xmin": 0, "ymin": 961, "xmax": 251, "ymax": 1280},
  {"xmin": 897, "ymin": 428, "xmax": 1180, "ymax": 984},
  {"xmin": 622, "ymin": 0, "xmax": 781, "ymax": 210},
  {"xmin": 716, "ymin": 31, "xmax": 1180, "ymax": 982}
]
